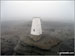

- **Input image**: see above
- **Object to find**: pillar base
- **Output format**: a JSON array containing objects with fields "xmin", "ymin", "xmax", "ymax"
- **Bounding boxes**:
[{"xmin": 30, "ymin": 35, "xmax": 42, "ymax": 41}]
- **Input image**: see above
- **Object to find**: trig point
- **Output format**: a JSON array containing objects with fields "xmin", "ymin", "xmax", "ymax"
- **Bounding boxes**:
[{"xmin": 30, "ymin": 17, "xmax": 42, "ymax": 41}]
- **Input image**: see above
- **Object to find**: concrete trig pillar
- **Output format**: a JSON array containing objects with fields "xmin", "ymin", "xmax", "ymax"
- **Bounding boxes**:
[{"xmin": 30, "ymin": 17, "xmax": 42, "ymax": 41}]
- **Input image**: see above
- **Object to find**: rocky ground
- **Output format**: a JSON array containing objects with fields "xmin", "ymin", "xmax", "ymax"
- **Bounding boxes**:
[{"xmin": 1, "ymin": 21, "xmax": 74, "ymax": 55}]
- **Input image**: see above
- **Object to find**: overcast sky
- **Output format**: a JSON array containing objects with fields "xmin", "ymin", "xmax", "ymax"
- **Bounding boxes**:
[{"xmin": 1, "ymin": 1, "xmax": 74, "ymax": 22}]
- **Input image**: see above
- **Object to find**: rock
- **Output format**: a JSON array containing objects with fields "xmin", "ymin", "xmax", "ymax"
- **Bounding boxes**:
[
  {"xmin": 14, "ymin": 40, "xmax": 57, "ymax": 55},
  {"xmin": 14, "ymin": 34, "xmax": 61, "ymax": 55},
  {"xmin": 1, "ymin": 34, "xmax": 61, "ymax": 55},
  {"xmin": 20, "ymin": 34, "xmax": 61, "ymax": 50}
]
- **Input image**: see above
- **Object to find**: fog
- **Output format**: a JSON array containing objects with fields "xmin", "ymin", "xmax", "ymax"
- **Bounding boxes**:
[
  {"xmin": 1, "ymin": 1, "xmax": 74, "ymax": 22},
  {"xmin": 1, "ymin": 1, "xmax": 74, "ymax": 55}
]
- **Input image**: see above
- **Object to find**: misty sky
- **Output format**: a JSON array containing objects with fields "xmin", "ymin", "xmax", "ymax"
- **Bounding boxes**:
[{"xmin": 1, "ymin": 1, "xmax": 74, "ymax": 22}]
